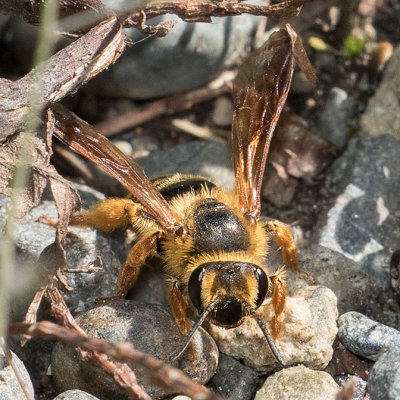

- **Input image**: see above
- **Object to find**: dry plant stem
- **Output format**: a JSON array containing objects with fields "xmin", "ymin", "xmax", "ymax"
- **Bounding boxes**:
[
  {"xmin": 24, "ymin": 286, "xmax": 48, "ymax": 325},
  {"xmin": 124, "ymin": 0, "xmax": 315, "ymax": 25},
  {"xmin": 0, "ymin": 0, "xmax": 319, "ymax": 34},
  {"xmin": 53, "ymin": 144, "xmax": 96, "ymax": 183},
  {"xmin": 0, "ymin": 338, "xmax": 34, "ymax": 400},
  {"xmin": 171, "ymin": 119, "xmax": 226, "ymax": 143},
  {"xmin": 0, "ymin": 0, "xmax": 114, "ymax": 26},
  {"xmin": 95, "ymin": 83, "xmax": 229, "ymax": 137},
  {"xmin": 44, "ymin": 285, "xmax": 150, "ymax": 400},
  {"xmin": 8, "ymin": 321, "xmax": 223, "ymax": 400},
  {"xmin": 81, "ymin": 350, "xmax": 151, "ymax": 400}
]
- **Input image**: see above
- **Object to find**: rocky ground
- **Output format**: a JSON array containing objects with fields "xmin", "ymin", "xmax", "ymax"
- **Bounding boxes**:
[{"xmin": 1, "ymin": 1, "xmax": 400, "ymax": 399}]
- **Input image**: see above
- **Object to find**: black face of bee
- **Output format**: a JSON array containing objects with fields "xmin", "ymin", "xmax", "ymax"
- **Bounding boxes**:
[
  {"xmin": 193, "ymin": 199, "xmax": 250, "ymax": 253},
  {"xmin": 212, "ymin": 297, "xmax": 243, "ymax": 327},
  {"xmin": 188, "ymin": 261, "xmax": 269, "ymax": 328}
]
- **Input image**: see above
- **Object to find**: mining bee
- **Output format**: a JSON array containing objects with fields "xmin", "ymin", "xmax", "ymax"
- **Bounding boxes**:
[{"xmin": 47, "ymin": 28, "xmax": 314, "ymax": 367}]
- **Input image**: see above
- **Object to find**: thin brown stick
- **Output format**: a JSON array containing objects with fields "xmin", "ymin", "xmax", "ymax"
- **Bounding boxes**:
[
  {"xmin": 171, "ymin": 119, "xmax": 226, "ymax": 143},
  {"xmin": 43, "ymin": 285, "xmax": 150, "ymax": 400},
  {"xmin": 123, "ymin": 0, "xmax": 315, "ymax": 26},
  {"xmin": 8, "ymin": 321, "xmax": 224, "ymax": 400},
  {"xmin": 63, "ymin": 256, "xmax": 103, "ymax": 274},
  {"xmin": 0, "ymin": 338, "xmax": 34, "ymax": 400},
  {"xmin": 94, "ymin": 73, "xmax": 233, "ymax": 137},
  {"xmin": 53, "ymin": 144, "xmax": 96, "ymax": 183}
]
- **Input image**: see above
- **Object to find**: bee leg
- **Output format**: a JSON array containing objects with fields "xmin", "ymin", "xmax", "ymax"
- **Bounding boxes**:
[
  {"xmin": 169, "ymin": 281, "xmax": 191, "ymax": 337},
  {"xmin": 38, "ymin": 198, "xmax": 137, "ymax": 232},
  {"xmin": 168, "ymin": 281, "xmax": 196, "ymax": 360},
  {"xmin": 97, "ymin": 232, "xmax": 159, "ymax": 302},
  {"xmin": 270, "ymin": 272, "xmax": 287, "ymax": 341},
  {"xmin": 69, "ymin": 198, "xmax": 138, "ymax": 232},
  {"xmin": 266, "ymin": 220, "xmax": 315, "ymax": 283}
]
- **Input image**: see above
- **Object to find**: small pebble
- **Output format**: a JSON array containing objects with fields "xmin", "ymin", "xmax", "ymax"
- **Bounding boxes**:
[
  {"xmin": 212, "ymin": 96, "xmax": 234, "ymax": 127},
  {"xmin": 212, "ymin": 353, "xmax": 260, "ymax": 400},
  {"xmin": 368, "ymin": 346, "xmax": 400, "ymax": 400},
  {"xmin": 112, "ymin": 140, "xmax": 133, "ymax": 156},
  {"xmin": 210, "ymin": 285, "xmax": 338, "ymax": 372},
  {"xmin": 254, "ymin": 365, "xmax": 339, "ymax": 400},
  {"xmin": 53, "ymin": 390, "xmax": 100, "ymax": 400},
  {"xmin": 171, "ymin": 397, "xmax": 192, "ymax": 400},
  {"xmin": 0, "ymin": 347, "xmax": 35, "ymax": 400},
  {"xmin": 338, "ymin": 311, "xmax": 400, "ymax": 361},
  {"xmin": 317, "ymin": 87, "xmax": 354, "ymax": 150}
]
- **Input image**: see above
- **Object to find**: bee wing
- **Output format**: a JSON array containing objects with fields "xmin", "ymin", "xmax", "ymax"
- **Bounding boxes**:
[
  {"xmin": 50, "ymin": 104, "xmax": 182, "ymax": 234},
  {"xmin": 231, "ymin": 28, "xmax": 295, "ymax": 220}
]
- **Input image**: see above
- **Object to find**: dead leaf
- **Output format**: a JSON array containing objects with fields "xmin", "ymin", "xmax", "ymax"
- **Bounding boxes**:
[
  {"xmin": 0, "ymin": 17, "xmax": 124, "ymax": 219},
  {"xmin": 270, "ymin": 112, "xmax": 337, "ymax": 182}
]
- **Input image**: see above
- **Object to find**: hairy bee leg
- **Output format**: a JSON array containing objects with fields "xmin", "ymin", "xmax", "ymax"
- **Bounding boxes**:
[
  {"xmin": 270, "ymin": 272, "xmax": 287, "ymax": 341},
  {"xmin": 37, "ymin": 215, "xmax": 58, "ymax": 227},
  {"xmin": 168, "ymin": 281, "xmax": 197, "ymax": 361},
  {"xmin": 98, "ymin": 231, "xmax": 159, "ymax": 302},
  {"xmin": 168, "ymin": 281, "xmax": 191, "ymax": 337},
  {"xmin": 115, "ymin": 232, "xmax": 159, "ymax": 296},
  {"xmin": 69, "ymin": 198, "xmax": 137, "ymax": 231},
  {"xmin": 38, "ymin": 198, "xmax": 138, "ymax": 232},
  {"xmin": 266, "ymin": 220, "xmax": 315, "ymax": 283}
]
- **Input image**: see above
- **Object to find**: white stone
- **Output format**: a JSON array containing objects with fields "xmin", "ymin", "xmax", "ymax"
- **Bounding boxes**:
[
  {"xmin": 209, "ymin": 285, "xmax": 338, "ymax": 372},
  {"xmin": 255, "ymin": 365, "xmax": 339, "ymax": 400}
]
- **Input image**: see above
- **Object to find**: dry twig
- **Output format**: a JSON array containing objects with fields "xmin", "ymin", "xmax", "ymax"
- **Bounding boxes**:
[
  {"xmin": 45, "ymin": 285, "xmax": 150, "ymax": 400},
  {"xmin": 124, "ymin": 0, "xmax": 315, "ymax": 25},
  {"xmin": 0, "ymin": 338, "xmax": 34, "ymax": 400},
  {"xmin": 95, "ymin": 71, "xmax": 235, "ymax": 137},
  {"xmin": 8, "ymin": 320, "xmax": 223, "ymax": 400}
]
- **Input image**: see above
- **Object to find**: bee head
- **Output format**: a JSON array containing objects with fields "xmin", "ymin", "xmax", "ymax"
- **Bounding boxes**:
[{"xmin": 188, "ymin": 261, "xmax": 270, "ymax": 328}]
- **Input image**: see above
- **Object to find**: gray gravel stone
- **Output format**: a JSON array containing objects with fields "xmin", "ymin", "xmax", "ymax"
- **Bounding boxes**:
[
  {"xmin": 212, "ymin": 353, "xmax": 260, "ymax": 400},
  {"xmin": 53, "ymin": 390, "xmax": 100, "ymax": 400},
  {"xmin": 338, "ymin": 312, "xmax": 400, "ymax": 361},
  {"xmin": 360, "ymin": 45, "xmax": 400, "ymax": 139},
  {"xmin": 138, "ymin": 141, "xmax": 235, "ymax": 190},
  {"xmin": 86, "ymin": 3, "xmax": 263, "ymax": 99},
  {"xmin": 254, "ymin": 365, "xmax": 339, "ymax": 400},
  {"xmin": 316, "ymin": 87, "xmax": 355, "ymax": 150},
  {"xmin": 0, "ymin": 347, "xmax": 34, "ymax": 400},
  {"xmin": 315, "ymin": 135, "xmax": 400, "ymax": 282},
  {"xmin": 52, "ymin": 300, "xmax": 218, "ymax": 399},
  {"xmin": 368, "ymin": 346, "xmax": 400, "ymax": 400},
  {"xmin": 293, "ymin": 245, "xmax": 389, "ymax": 317}
]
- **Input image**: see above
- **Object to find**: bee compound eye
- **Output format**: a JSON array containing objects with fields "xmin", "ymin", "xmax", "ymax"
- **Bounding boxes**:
[
  {"xmin": 188, "ymin": 267, "xmax": 206, "ymax": 312},
  {"xmin": 255, "ymin": 267, "xmax": 269, "ymax": 308}
]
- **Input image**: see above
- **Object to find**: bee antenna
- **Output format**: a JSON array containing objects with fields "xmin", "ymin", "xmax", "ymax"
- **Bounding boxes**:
[
  {"xmin": 246, "ymin": 304, "xmax": 287, "ymax": 368},
  {"xmin": 169, "ymin": 297, "xmax": 220, "ymax": 362}
]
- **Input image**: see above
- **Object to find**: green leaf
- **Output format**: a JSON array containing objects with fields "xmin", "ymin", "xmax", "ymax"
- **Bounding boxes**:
[{"xmin": 343, "ymin": 35, "xmax": 366, "ymax": 57}]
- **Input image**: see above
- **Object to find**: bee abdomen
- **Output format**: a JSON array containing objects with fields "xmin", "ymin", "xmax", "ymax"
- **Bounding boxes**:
[
  {"xmin": 156, "ymin": 176, "xmax": 216, "ymax": 201},
  {"xmin": 193, "ymin": 199, "xmax": 250, "ymax": 252}
]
